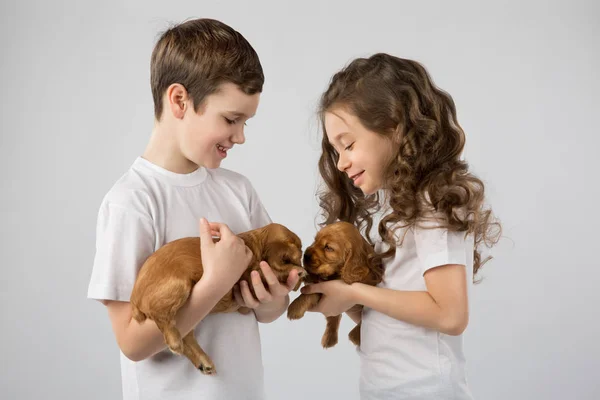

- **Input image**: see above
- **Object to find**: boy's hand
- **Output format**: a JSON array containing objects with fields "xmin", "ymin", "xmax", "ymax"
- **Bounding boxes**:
[
  {"xmin": 233, "ymin": 261, "xmax": 300, "ymax": 323},
  {"xmin": 233, "ymin": 261, "xmax": 299, "ymax": 308},
  {"xmin": 198, "ymin": 218, "xmax": 252, "ymax": 291}
]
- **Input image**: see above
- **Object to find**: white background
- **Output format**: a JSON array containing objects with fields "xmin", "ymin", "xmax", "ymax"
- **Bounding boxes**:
[{"xmin": 1, "ymin": 0, "xmax": 598, "ymax": 399}]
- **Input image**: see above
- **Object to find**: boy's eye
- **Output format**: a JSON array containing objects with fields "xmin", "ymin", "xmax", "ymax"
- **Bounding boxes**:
[
  {"xmin": 344, "ymin": 142, "xmax": 355, "ymax": 151},
  {"xmin": 224, "ymin": 117, "xmax": 248, "ymax": 126}
]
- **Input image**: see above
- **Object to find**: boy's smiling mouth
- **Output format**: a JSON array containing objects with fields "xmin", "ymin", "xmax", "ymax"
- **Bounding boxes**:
[{"xmin": 216, "ymin": 144, "xmax": 230, "ymax": 158}]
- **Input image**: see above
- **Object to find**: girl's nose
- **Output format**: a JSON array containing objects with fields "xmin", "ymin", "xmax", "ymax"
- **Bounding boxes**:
[{"xmin": 337, "ymin": 153, "xmax": 350, "ymax": 172}]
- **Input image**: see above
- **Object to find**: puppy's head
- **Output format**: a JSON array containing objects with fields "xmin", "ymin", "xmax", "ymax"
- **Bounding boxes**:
[
  {"xmin": 244, "ymin": 223, "xmax": 307, "ymax": 284},
  {"xmin": 303, "ymin": 221, "xmax": 382, "ymax": 285}
]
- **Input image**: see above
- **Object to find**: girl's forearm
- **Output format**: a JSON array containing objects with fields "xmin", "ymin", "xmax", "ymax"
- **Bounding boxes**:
[{"xmin": 351, "ymin": 283, "xmax": 468, "ymax": 335}]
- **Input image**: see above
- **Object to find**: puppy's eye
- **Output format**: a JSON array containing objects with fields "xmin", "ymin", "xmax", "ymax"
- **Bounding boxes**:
[{"xmin": 324, "ymin": 244, "xmax": 334, "ymax": 252}]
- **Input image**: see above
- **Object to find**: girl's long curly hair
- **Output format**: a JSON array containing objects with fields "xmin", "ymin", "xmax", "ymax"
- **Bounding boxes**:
[{"xmin": 317, "ymin": 53, "xmax": 501, "ymax": 280}]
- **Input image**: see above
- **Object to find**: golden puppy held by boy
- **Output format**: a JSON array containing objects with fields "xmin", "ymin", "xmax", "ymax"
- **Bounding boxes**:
[
  {"xmin": 130, "ymin": 223, "xmax": 306, "ymax": 374},
  {"xmin": 287, "ymin": 221, "xmax": 383, "ymax": 348}
]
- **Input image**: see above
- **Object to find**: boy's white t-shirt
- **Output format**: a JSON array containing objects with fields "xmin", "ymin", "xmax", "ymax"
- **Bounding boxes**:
[
  {"xmin": 87, "ymin": 157, "xmax": 272, "ymax": 400},
  {"xmin": 359, "ymin": 216, "xmax": 475, "ymax": 400}
]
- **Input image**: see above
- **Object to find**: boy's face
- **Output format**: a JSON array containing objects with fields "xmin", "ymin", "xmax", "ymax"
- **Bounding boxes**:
[{"xmin": 179, "ymin": 82, "xmax": 260, "ymax": 169}]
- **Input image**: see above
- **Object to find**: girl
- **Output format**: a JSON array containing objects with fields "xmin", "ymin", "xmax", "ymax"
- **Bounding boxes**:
[{"xmin": 302, "ymin": 53, "xmax": 501, "ymax": 399}]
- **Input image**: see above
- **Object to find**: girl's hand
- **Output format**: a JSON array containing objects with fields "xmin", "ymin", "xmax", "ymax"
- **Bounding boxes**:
[{"xmin": 302, "ymin": 280, "xmax": 358, "ymax": 317}]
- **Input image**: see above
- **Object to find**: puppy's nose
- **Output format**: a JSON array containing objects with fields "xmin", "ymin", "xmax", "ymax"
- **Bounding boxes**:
[{"xmin": 303, "ymin": 252, "xmax": 312, "ymax": 265}]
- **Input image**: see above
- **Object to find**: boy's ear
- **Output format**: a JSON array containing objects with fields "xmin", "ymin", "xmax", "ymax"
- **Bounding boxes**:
[{"xmin": 166, "ymin": 83, "xmax": 189, "ymax": 119}]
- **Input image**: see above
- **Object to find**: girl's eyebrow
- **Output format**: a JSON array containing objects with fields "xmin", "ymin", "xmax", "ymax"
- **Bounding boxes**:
[{"xmin": 333, "ymin": 132, "xmax": 349, "ymax": 142}]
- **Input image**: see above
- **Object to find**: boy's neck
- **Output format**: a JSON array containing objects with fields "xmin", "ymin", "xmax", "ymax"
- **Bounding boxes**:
[{"xmin": 142, "ymin": 121, "xmax": 200, "ymax": 175}]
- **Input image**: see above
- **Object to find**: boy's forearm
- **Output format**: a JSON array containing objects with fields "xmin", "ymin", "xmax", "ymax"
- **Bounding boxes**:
[
  {"xmin": 351, "ymin": 283, "xmax": 467, "ymax": 335},
  {"xmin": 253, "ymin": 295, "xmax": 290, "ymax": 323},
  {"xmin": 120, "ymin": 277, "xmax": 230, "ymax": 361}
]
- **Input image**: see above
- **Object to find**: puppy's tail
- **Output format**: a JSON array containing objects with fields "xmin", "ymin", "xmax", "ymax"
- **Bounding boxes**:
[{"xmin": 131, "ymin": 304, "xmax": 147, "ymax": 323}]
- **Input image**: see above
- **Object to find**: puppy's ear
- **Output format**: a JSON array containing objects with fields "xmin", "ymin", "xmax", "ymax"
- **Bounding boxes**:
[
  {"xmin": 340, "ymin": 242, "xmax": 370, "ymax": 285},
  {"xmin": 340, "ymin": 229, "xmax": 385, "ymax": 285}
]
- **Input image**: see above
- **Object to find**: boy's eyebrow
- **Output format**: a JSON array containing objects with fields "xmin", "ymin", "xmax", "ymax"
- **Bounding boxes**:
[{"xmin": 227, "ymin": 111, "xmax": 254, "ymax": 118}]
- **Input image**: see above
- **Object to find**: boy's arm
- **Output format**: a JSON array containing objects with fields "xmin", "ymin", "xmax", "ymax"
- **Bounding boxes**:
[
  {"xmin": 252, "ymin": 294, "xmax": 290, "ymax": 323},
  {"xmin": 105, "ymin": 275, "xmax": 230, "ymax": 361}
]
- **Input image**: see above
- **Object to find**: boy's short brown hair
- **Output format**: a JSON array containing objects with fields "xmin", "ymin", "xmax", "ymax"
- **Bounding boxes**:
[{"xmin": 150, "ymin": 18, "xmax": 264, "ymax": 120}]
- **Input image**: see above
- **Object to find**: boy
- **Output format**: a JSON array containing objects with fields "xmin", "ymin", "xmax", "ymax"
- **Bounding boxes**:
[{"xmin": 87, "ymin": 18, "xmax": 299, "ymax": 400}]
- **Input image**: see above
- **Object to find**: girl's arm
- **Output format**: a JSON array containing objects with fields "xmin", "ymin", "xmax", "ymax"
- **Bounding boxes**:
[
  {"xmin": 304, "ymin": 263, "xmax": 469, "ymax": 335},
  {"xmin": 352, "ymin": 264, "xmax": 469, "ymax": 335}
]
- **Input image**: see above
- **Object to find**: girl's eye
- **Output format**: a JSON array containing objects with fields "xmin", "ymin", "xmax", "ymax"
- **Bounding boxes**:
[
  {"xmin": 345, "ymin": 142, "xmax": 355, "ymax": 151},
  {"xmin": 225, "ymin": 117, "xmax": 236, "ymax": 125}
]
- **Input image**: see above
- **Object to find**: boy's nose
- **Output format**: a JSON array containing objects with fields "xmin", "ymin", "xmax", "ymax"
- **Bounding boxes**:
[{"xmin": 231, "ymin": 129, "xmax": 245, "ymax": 145}]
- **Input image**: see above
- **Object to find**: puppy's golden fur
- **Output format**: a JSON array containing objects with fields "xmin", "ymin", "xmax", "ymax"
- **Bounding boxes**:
[
  {"xmin": 287, "ymin": 221, "xmax": 383, "ymax": 348},
  {"xmin": 130, "ymin": 223, "xmax": 306, "ymax": 374}
]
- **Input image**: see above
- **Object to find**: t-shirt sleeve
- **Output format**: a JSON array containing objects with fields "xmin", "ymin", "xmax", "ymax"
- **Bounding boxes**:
[
  {"xmin": 414, "ymin": 222, "xmax": 469, "ymax": 275},
  {"xmin": 87, "ymin": 201, "xmax": 155, "ymax": 302},
  {"xmin": 247, "ymin": 184, "xmax": 272, "ymax": 229}
]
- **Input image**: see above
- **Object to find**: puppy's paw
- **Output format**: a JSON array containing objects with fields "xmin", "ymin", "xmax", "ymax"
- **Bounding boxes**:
[
  {"xmin": 287, "ymin": 299, "xmax": 307, "ymax": 320},
  {"xmin": 199, "ymin": 362, "xmax": 217, "ymax": 376}
]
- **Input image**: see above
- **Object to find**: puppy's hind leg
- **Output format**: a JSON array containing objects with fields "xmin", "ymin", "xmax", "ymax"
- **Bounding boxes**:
[
  {"xmin": 348, "ymin": 322, "xmax": 361, "ymax": 346},
  {"xmin": 182, "ymin": 332, "xmax": 216, "ymax": 375},
  {"xmin": 321, "ymin": 315, "xmax": 342, "ymax": 349},
  {"xmin": 155, "ymin": 319, "xmax": 184, "ymax": 355},
  {"xmin": 150, "ymin": 277, "xmax": 193, "ymax": 355}
]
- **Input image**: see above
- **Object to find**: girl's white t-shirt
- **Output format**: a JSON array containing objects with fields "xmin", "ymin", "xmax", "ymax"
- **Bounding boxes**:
[
  {"xmin": 87, "ymin": 157, "xmax": 272, "ymax": 400},
  {"xmin": 359, "ymin": 217, "xmax": 475, "ymax": 400}
]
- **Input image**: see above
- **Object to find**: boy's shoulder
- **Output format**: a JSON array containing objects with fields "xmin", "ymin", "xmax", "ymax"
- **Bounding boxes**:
[{"xmin": 98, "ymin": 160, "xmax": 157, "ymax": 218}]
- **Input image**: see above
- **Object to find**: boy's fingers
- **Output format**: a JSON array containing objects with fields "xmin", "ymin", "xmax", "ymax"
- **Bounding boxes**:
[
  {"xmin": 199, "ymin": 218, "xmax": 214, "ymax": 248},
  {"xmin": 286, "ymin": 269, "xmax": 300, "ymax": 291},
  {"xmin": 259, "ymin": 261, "xmax": 279, "ymax": 287},
  {"xmin": 251, "ymin": 270, "xmax": 272, "ymax": 303},
  {"xmin": 240, "ymin": 281, "xmax": 260, "ymax": 308},
  {"xmin": 210, "ymin": 222, "xmax": 234, "ymax": 240}
]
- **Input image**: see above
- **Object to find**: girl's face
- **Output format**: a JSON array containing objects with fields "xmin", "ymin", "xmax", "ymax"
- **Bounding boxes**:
[{"xmin": 324, "ymin": 108, "xmax": 394, "ymax": 195}]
